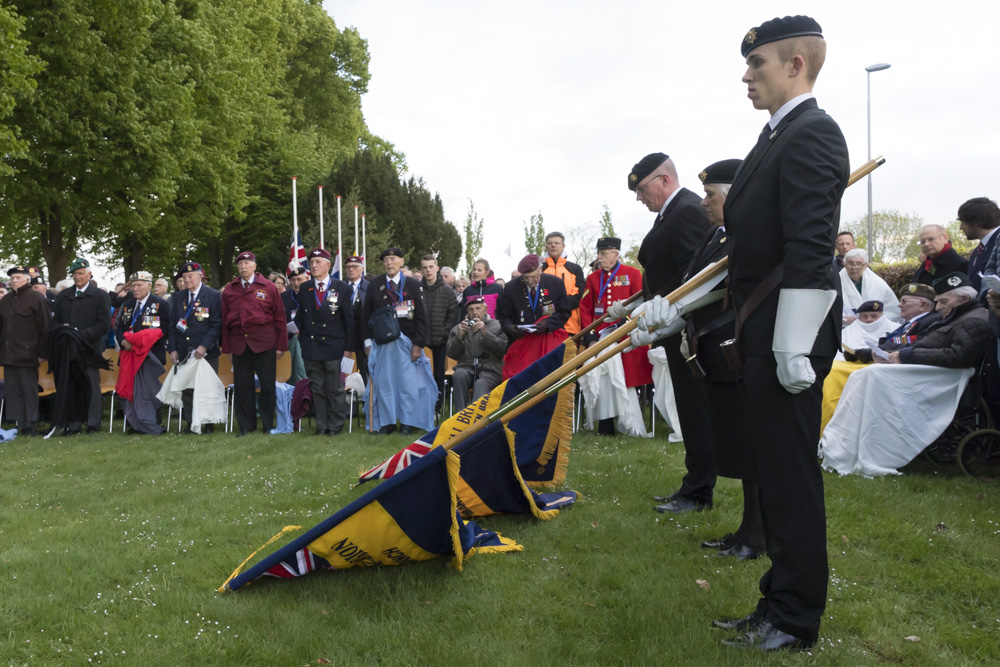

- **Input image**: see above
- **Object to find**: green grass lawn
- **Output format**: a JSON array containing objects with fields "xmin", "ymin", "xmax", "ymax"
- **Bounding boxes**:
[{"xmin": 1, "ymin": 420, "xmax": 998, "ymax": 665}]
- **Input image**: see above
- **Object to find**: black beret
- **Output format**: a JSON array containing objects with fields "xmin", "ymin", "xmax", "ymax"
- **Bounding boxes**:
[
  {"xmin": 7, "ymin": 265, "xmax": 28, "ymax": 277},
  {"xmin": 853, "ymin": 300, "xmax": 883, "ymax": 314},
  {"xmin": 30, "ymin": 275, "xmax": 46, "ymax": 286},
  {"xmin": 741, "ymin": 15, "xmax": 823, "ymax": 57},
  {"xmin": 932, "ymin": 272, "xmax": 972, "ymax": 294},
  {"xmin": 288, "ymin": 266, "xmax": 308, "ymax": 278},
  {"xmin": 628, "ymin": 153, "xmax": 669, "ymax": 192},
  {"xmin": 698, "ymin": 159, "xmax": 742, "ymax": 185},
  {"xmin": 380, "ymin": 247, "xmax": 404, "ymax": 260},
  {"xmin": 596, "ymin": 237, "xmax": 621, "ymax": 251},
  {"xmin": 179, "ymin": 261, "xmax": 202, "ymax": 274}
]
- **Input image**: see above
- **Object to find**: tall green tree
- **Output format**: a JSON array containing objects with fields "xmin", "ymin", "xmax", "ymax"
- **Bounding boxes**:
[
  {"xmin": 461, "ymin": 199, "xmax": 484, "ymax": 273},
  {"xmin": 0, "ymin": 4, "xmax": 42, "ymax": 179},
  {"xmin": 523, "ymin": 212, "xmax": 545, "ymax": 256},
  {"xmin": 598, "ymin": 202, "xmax": 616, "ymax": 238},
  {"xmin": 845, "ymin": 209, "xmax": 923, "ymax": 264}
]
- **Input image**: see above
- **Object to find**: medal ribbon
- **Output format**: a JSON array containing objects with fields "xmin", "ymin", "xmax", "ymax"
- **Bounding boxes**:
[
  {"xmin": 130, "ymin": 302, "xmax": 145, "ymax": 330},
  {"xmin": 598, "ymin": 262, "xmax": 621, "ymax": 303},
  {"xmin": 527, "ymin": 285, "xmax": 539, "ymax": 314}
]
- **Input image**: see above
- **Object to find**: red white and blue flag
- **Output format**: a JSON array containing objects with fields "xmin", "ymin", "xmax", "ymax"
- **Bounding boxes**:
[{"xmin": 288, "ymin": 231, "xmax": 307, "ymax": 276}]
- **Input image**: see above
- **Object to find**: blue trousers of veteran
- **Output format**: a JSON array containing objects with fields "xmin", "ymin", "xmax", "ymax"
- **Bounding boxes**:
[{"xmin": 306, "ymin": 359, "xmax": 347, "ymax": 434}]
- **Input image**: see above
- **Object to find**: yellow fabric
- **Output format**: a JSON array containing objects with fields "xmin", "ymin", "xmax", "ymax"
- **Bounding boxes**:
[
  {"xmin": 218, "ymin": 525, "xmax": 302, "ymax": 592},
  {"xmin": 821, "ymin": 360, "xmax": 868, "ymax": 434},
  {"xmin": 544, "ymin": 256, "xmax": 582, "ymax": 334}
]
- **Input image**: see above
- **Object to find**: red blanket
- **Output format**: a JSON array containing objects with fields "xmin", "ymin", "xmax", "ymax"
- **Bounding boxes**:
[
  {"xmin": 502, "ymin": 327, "xmax": 569, "ymax": 380},
  {"xmin": 115, "ymin": 328, "xmax": 164, "ymax": 401}
]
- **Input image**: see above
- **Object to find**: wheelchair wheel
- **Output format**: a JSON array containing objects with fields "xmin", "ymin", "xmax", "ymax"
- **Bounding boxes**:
[
  {"xmin": 923, "ymin": 396, "xmax": 995, "ymax": 465},
  {"xmin": 956, "ymin": 429, "xmax": 1000, "ymax": 478}
]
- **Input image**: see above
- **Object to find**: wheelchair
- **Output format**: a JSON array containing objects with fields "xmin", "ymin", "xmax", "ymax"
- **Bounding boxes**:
[{"xmin": 921, "ymin": 355, "xmax": 1000, "ymax": 478}]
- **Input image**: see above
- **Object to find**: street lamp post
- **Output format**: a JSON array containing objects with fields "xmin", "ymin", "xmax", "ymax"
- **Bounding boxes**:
[{"xmin": 866, "ymin": 62, "xmax": 891, "ymax": 259}]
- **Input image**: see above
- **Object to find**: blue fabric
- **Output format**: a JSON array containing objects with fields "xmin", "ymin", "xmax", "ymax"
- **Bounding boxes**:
[
  {"xmin": 271, "ymin": 382, "xmax": 296, "ymax": 434},
  {"xmin": 0, "ymin": 427, "xmax": 17, "ymax": 442},
  {"xmin": 363, "ymin": 334, "xmax": 436, "ymax": 431}
]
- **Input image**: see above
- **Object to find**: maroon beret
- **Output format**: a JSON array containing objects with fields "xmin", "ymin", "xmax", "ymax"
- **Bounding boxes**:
[
  {"xmin": 236, "ymin": 251, "xmax": 256, "ymax": 263},
  {"xmin": 517, "ymin": 254, "xmax": 540, "ymax": 274}
]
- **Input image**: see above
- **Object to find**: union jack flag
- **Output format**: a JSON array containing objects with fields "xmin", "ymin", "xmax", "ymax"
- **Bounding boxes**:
[
  {"xmin": 263, "ymin": 547, "xmax": 327, "ymax": 579},
  {"xmin": 358, "ymin": 437, "xmax": 433, "ymax": 483},
  {"xmin": 287, "ymin": 231, "xmax": 308, "ymax": 276}
]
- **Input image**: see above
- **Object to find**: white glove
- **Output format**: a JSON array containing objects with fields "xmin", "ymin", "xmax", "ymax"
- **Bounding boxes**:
[
  {"xmin": 679, "ymin": 331, "xmax": 690, "ymax": 359},
  {"xmin": 636, "ymin": 296, "xmax": 679, "ymax": 332},
  {"xmin": 629, "ymin": 327, "xmax": 658, "ymax": 349},
  {"xmin": 772, "ymin": 289, "xmax": 838, "ymax": 394},
  {"xmin": 607, "ymin": 297, "xmax": 640, "ymax": 321}
]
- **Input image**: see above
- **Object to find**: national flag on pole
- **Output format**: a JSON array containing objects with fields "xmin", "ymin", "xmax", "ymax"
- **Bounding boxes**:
[
  {"xmin": 360, "ymin": 343, "xmax": 576, "ymax": 488},
  {"xmin": 219, "ymin": 443, "xmax": 520, "ymax": 592},
  {"xmin": 288, "ymin": 232, "xmax": 307, "ymax": 276},
  {"xmin": 331, "ymin": 251, "xmax": 342, "ymax": 281}
]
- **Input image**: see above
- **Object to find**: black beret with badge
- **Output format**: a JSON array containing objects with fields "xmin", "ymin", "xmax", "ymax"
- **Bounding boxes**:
[
  {"xmin": 628, "ymin": 153, "xmax": 669, "ymax": 192},
  {"xmin": 30, "ymin": 275, "xmax": 46, "ymax": 287},
  {"xmin": 853, "ymin": 300, "xmax": 883, "ymax": 314},
  {"xmin": 698, "ymin": 159, "xmax": 743, "ymax": 185},
  {"xmin": 932, "ymin": 272, "xmax": 972, "ymax": 294},
  {"xmin": 379, "ymin": 247, "xmax": 404, "ymax": 260},
  {"xmin": 288, "ymin": 266, "xmax": 308, "ymax": 277},
  {"xmin": 596, "ymin": 237, "xmax": 621, "ymax": 250},
  {"xmin": 179, "ymin": 261, "xmax": 202, "ymax": 275},
  {"xmin": 741, "ymin": 15, "xmax": 823, "ymax": 57},
  {"xmin": 7, "ymin": 265, "xmax": 28, "ymax": 277}
]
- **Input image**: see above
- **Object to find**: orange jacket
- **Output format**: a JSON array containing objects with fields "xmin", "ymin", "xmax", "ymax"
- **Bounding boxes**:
[{"xmin": 543, "ymin": 256, "xmax": 584, "ymax": 335}]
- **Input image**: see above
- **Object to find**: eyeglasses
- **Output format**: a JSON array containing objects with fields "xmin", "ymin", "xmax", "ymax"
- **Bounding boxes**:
[{"xmin": 844, "ymin": 261, "xmax": 866, "ymax": 269}]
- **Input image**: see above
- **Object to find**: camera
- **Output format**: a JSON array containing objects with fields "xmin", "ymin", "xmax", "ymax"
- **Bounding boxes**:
[{"xmin": 464, "ymin": 319, "xmax": 476, "ymax": 327}]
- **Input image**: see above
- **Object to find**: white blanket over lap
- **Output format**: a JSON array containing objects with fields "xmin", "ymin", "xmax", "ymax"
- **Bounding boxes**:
[
  {"xmin": 577, "ymin": 353, "xmax": 649, "ymax": 437},
  {"xmin": 646, "ymin": 346, "xmax": 683, "ymax": 443},
  {"xmin": 819, "ymin": 364, "xmax": 974, "ymax": 477},
  {"xmin": 156, "ymin": 357, "xmax": 228, "ymax": 433}
]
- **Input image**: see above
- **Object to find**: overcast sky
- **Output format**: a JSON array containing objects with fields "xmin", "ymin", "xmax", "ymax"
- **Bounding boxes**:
[{"xmin": 326, "ymin": 1, "xmax": 1000, "ymax": 276}]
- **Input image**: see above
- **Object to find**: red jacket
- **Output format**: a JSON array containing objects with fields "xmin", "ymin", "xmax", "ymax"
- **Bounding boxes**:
[
  {"xmin": 221, "ymin": 274, "xmax": 288, "ymax": 355},
  {"xmin": 580, "ymin": 262, "xmax": 652, "ymax": 387}
]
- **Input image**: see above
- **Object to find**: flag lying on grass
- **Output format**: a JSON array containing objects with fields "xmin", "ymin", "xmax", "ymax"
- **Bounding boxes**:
[
  {"xmin": 360, "ymin": 342, "xmax": 576, "ymax": 487},
  {"xmin": 219, "ymin": 445, "xmax": 519, "ymax": 592}
]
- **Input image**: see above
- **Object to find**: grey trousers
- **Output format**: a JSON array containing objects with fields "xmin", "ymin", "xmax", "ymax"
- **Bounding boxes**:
[
  {"xmin": 3, "ymin": 365, "xmax": 39, "ymax": 426},
  {"xmin": 451, "ymin": 367, "xmax": 501, "ymax": 412},
  {"xmin": 306, "ymin": 359, "xmax": 347, "ymax": 433}
]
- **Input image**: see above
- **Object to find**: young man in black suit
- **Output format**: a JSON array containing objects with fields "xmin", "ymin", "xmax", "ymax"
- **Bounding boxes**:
[
  {"xmin": 167, "ymin": 261, "xmax": 222, "ymax": 432},
  {"xmin": 628, "ymin": 152, "xmax": 716, "ymax": 515},
  {"xmin": 295, "ymin": 248, "xmax": 353, "ymax": 435},
  {"xmin": 714, "ymin": 16, "xmax": 849, "ymax": 651}
]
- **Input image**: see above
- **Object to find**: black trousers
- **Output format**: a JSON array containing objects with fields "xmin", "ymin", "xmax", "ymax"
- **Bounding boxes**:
[
  {"xmin": 232, "ymin": 347, "xmax": 277, "ymax": 433},
  {"xmin": 427, "ymin": 343, "xmax": 447, "ymax": 409},
  {"xmin": 741, "ymin": 353, "xmax": 832, "ymax": 642},
  {"xmin": 660, "ymin": 335, "xmax": 716, "ymax": 503},
  {"xmin": 67, "ymin": 366, "xmax": 102, "ymax": 430},
  {"xmin": 3, "ymin": 365, "xmax": 39, "ymax": 426},
  {"xmin": 356, "ymin": 348, "xmax": 369, "ymax": 386},
  {"xmin": 305, "ymin": 359, "xmax": 347, "ymax": 433},
  {"xmin": 181, "ymin": 355, "xmax": 220, "ymax": 426}
]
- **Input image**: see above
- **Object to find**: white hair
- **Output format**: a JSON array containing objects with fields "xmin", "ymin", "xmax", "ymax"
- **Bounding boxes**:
[
  {"xmin": 716, "ymin": 183, "xmax": 731, "ymax": 198},
  {"xmin": 920, "ymin": 223, "xmax": 947, "ymax": 236},
  {"xmin": 844, "ymin": 248, "xmax": 869, "ymax": 263},
  {"xmin": 947, "ymin": 286, "xmax": 978, "ymax": 301}
]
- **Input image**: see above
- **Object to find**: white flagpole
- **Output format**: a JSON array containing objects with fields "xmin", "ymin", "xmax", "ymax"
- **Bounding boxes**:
[
  {"xmin": 291, "ymin": 177, "xmax": 298, "ymax": 268},
  {"xmin": 336, "ymin": 195, "xmax": 343, "ymax": 270},
  {"xmin": 354, "ymin": 206, "xmax": 359, "ymax": 255},
  {"xmin": 362, "ymin": 214, "xmax": 367, "ymax": 274},
  {"xmin": 318, "ymin": 186, "xmax": 324, "ymax": 250}
]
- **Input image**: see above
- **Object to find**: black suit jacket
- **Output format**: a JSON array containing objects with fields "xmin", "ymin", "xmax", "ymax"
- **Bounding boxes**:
[
  {"xmin": 361, "ymin": 274, "xmax": 427, "ymax": 347},
  {"xmin": 723, "ymin": 99, "xmax": 850, "ymax": 356},
  {"xmin": 295, "ymin": 277, "xmax": 354, "ymax": 361},
  {"xmin": 496, "ymin": 273, "xmax": 570, "ymax": 337},
  {"xmin": 348, "ymin": 277, "xmax": 369, "ymax": 354},
  {"xmin": 167, "ymin": 285, "xmax": 222, "ymax": 360},
  {"xmin": 637, "ymin": 187, "xmax": 712, "ymax": 297},
  {"xmin": 52, "ymin": 281, "xmax": 111, "ymax": 351},
  {"xmin": 115, "ymin": 294, "xmax": 172, "ymax": 365}
]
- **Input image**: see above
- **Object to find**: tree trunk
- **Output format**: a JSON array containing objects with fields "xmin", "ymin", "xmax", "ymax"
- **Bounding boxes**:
[{"xmin": 38, "ymin": 204, "xmax": 77, "ymax": 283}]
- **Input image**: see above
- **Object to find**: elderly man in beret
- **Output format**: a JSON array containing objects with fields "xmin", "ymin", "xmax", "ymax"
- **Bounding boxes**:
[
  {"xmin": 294, "ymin": 248, "xmax": 353, "ymax": 435},
  {"xmin": 845, "ymin": 285, "xmax": 942, "ymax": 363},
  {"xmin": 822, "ymin": 271, "xmax": 990, "ymax": 478},
  {"xmin": 446, "ymin": 295, "xmax": 508, "ymax": 411},
  {"xmin": 48, "ymin": 257, "xmax": 112, "ymax": 437},
  {"xmin": 167, "ymin": 261, "xmax": 223, "ymax": 433},
  {"xmin": 496, "ymin": 253, "xmax": 571, "ymax": 379},
  {"xmin": 666, "ymin": 15, "xmax": 848, "ymax": 651},
  {"xmin": 360, "ymin": 247, "xmax": 435, "ymax": 435},
  {"xmin": 0, "ymin": 266, "xmax": 51, "ymax": 436},
  {"xmin": 114, "ymin": 270, "xmax": 172, "ymax": 434},
  {"xmin": 221, "ymin": 251, "xmax": 288, "ymax": 437},
  {"xmin": 281, "ymin": 265, "xmax": 310, "ymax": 385}
]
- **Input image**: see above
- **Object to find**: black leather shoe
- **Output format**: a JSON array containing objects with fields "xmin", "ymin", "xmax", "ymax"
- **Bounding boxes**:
[
  {"xmin": 399, "ymin": 425, "xmax": 413, "ymax": 436},
  {"xmin": 22, "ymin": 426, "xmax": 38, "ymax": 437},
  {"xmin": 716, "ymin": 541, "xmax": 766, "ymax": 561},
  {"xmin": 701, "ymin": 533, "xmax": 736, "ymax": 550},
  {"xmin": 377, "ymin": 425, "xmax": 396, "ymax": 435},
  {"xmin": 236, "ymin": 430, "xmax": 251, "ymax": 438},
  {"xmin": 652, "ymin": 492, "xmax": 678, "ymax": 502},
  {"xmin": 721, "ymin": 620, "xmax": 815, "ymax": 651},
  {"xmin": 712, "ymin": 609, "xmax": 765, "ymax": 632},
  {"xmin": 63, "ymin": 428, "xmax": 81, "ymax": 437},
  {"xmin": 655, "ymin": 497, "xmax": 711, "ymax": 514},
  {"xmin": 86, "ymin": 425, "xmax": 99, "ymax": 434},
  {"xmin": 328, "ymin": 428, "xmax": 342, "ymax": 436}
]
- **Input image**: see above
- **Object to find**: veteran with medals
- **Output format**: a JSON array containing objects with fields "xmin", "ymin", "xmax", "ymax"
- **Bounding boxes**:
[
  {"xmin": 221, "ymin": 251, "xmax": 288, "ymax": 437},
  {"xmin": 578, "ymin": 237, "xmax": 652, "ymax": 436},
  {"xmin": 361, "ymin": 247, "xmax": 435, "ymax": 435},
  {"xmin": 281, "ymin": 265, "xmax": 310, "ymax": 385},
  {"xmin": 295, "ymin": 248, "xmax": 354, "ymax": 435},
  {"xmin": 115, "ymin": 270, "xmax": 172, "ymax": 434},
  {"xmin": 167, "ymin": 261, "xmax": 222, "ymax": 433}
]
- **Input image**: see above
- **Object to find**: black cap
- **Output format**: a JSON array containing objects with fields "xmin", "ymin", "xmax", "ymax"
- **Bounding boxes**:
[
  {"xmin": 596, "ymin": 237, "xmax": 621, "ymax": 251},
  {"xmin": 7, "ymin": 266, "xmax": 28, "ymax": 277},
  {"xmin": 853, "ymin": 300, "xmax": 883, "ymax": 314},
  {"xmin": 379, "ymin": 248, "xmax": 404, "ymax": 260},
  {"xmin": 932, "ymin": 272, "xmax": 973, "ymax": 294},
  {"xmin": 288, "ymin": 266, "xmax": 308, "ymax": 278},
  {"xmin": 179, "ymin": 261, "xmax": 202, "ymax": 275},
  {"xmin": 698, "ymin": 159, "xmax": 742, "ymax": 185},
  {"xmin": 30, "ymin": 275, "xmax": 46, "ymax": 286},
  {"xmin": 742, "ymin": 15, "xmax": 823, "ymax": 57},
  {"xmin": 628, "ymin": 153, "xmax": 669, "ymax": 192}
]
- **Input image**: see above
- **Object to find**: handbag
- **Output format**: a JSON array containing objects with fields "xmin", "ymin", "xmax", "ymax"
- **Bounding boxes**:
[{"xmin": 369, "ymin": 305, "xmax": 401, "ymax": 344}]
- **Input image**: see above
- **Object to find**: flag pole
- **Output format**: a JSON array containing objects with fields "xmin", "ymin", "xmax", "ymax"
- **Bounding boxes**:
[
  {"xmin": 291, "ymin": 177, "xmax": 298, "ymax": 268},
  {"xmin": 337, "ymin": 196, "xmax": 343, "ymax": 272},
  {"xmin": 318, "ymin": 186, "xmax": 324, "ymax": 250},
  {"xmin": 354, "ymin": 206, "xmax": 359, "ymax": 255},
  {"xmin": 362, "ymin": 214, "xmax": 367, "ymax": 273}
]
